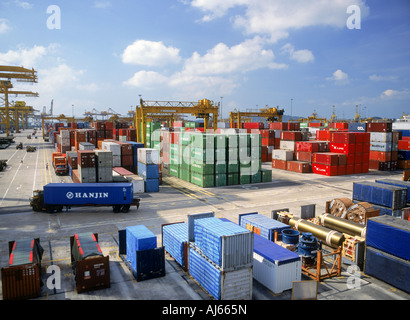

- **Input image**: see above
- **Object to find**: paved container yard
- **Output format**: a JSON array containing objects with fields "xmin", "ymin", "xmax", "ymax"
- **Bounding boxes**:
[{"xmin": 0, "ymin": 130, "xmax": 409, "ymax": 303}]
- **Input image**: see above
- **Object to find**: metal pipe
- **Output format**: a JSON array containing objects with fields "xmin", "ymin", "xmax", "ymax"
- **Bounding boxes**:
[
  {"xmin": 289, "ymin": 218, "xmax": 345, "ymax": 248},
  {"xmin": 320, "ymin": 214, "xmax": 366, "ymax": 238}
]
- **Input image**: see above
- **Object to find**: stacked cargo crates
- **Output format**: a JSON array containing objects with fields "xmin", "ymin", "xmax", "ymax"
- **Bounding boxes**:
[
  {"xmin": 145, "ymin": 122, "xmax": 161, "ymax": 148},
  {"xmin": 77, "ymin": 150, "xmax": 97, "ymax": 183},
  {"xmin": 397, "ymin": 129, "xmax": 410, "ymax": 170},
  {"xmin": 137, "ymin": 148, "xmax": 160, "ymax": 192},
  {"xmin": 66, "ymin": 151, "xmax": 78, "ymax": 180},
  {"xmin": 238, "ymin": 212, "xmax": 291, "ymax": 241},
  {"xmin": 189, "ymin": 216, "xmax": 253, "ymax": 300},
  {"xmin": 119, "ymin": 225, "xmax": 165, "ymax": 281},
  {"xmin": 190, "ymin": 132, "xmax": 215, "ymax": 187},
  {"xmin": 364, "ymin": 215, "xmax": 410, "ymax": 293},
  {"xmin": 368, "ymin": 123, "xmax": 398, "ymax": 171},
  {"xmin": 162, "ymin": 222, "xmax": 188, "ymax": 268},
  {"xmin": 95, "ymin": 150, "xmax": 113, "ymax": 182}
]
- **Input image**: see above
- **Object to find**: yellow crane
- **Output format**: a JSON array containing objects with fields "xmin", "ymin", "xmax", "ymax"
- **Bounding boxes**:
[
  {"xmin": 135, "ymin": 98, "xmax": 219, "ymax": 145},
  {"xmin": 229, "ymin": 106, "xmax": 284, "ymax": 129},
  {"xmin": 0, "ymin": 66, "xmax": 38, "ymax": 136}
]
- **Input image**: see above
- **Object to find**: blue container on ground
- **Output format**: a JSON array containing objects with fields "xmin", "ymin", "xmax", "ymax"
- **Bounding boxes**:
[
  {"xmin": 352, "ymin": 182, "xmax": 407, "ymax": 210},
  {"xmin": 238, "ymin": 212, "xmax": 290, "ymax": 241},
  {"xmin": 162, "ymin": 223, "xmax": 188, "ymax": 266},
  {"xmin": 138, "ymin": 162, "xmax": 159, "ymax": 179},
  {"xmin": 145, "ymin": 179, "xmax": 159, "ymax": 192},
  {"xmin": 375, "ymin": 179, "xmax": 410, "ymax": 204},
  {"xmin": 126, "ymin": 225, "xmax": 157, "ymax": 271}
]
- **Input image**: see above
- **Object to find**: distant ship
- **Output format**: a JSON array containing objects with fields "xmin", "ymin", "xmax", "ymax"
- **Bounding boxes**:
[{"xmin": 393, "ymin": 113, "xmax": 410, "ymax": 130}]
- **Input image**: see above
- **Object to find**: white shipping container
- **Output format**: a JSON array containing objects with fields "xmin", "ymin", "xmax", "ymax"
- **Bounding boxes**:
[
  {"xmin": 138, "ymin": 148, "xmax": 160, "ymax": 164},
  {"xmin": 370, "ymin": 142, "xmax": 392, "ymax": 152},
  {"xmin": 220, "ymin": 266, "xmax": 253, "ymax": 300},
  {"xmin": 95, "ymin": 150, "xmax": 113, "ymax": 167},
  {"xmin": 370, "ymin": 132, "xmax": 392, "ymax": 143},
  {"xmin": 253, "ymin": 252, "xmax": 301, "ymax": 294},
  {"xmin": 97, "ymin": 167, "xmax": 113, "ymax": 182},
  {"xmin": 126, "ymin": 175, "xmax": 145, "ymax": 193},
  {"xmin": 102, "ymin": 141, "xmax": 121, "ymax": 156},
  {"xmin": 61, "ymin": 130, "xmax": 70, "ymax": 139},
  {"xmin": 112, "ymin": 155, "xmax": 121, "ymax": 167},
  {"xmin": 78, "ymin": 166, "xmax": 97, "ymax": 183},
  {"xmin": 279, "ymin": 140, "xmax": 296, "ymax": 151},
  {"xmin": 79, "ymin": 142, "xmax": 95, "ymax": 150},
  {"xmin": 272, "ymin": 149, "xmax": 294, "ymax": 161}
]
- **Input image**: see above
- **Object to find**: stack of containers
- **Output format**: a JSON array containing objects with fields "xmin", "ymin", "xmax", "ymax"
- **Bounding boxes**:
[
  {"xmin": 238, "ymin": 212, "xmax": 291, "ymax": 242},
  {"xmin": 104, "ymin": 122, "xmax": 113, "ymax": 139},
  {"xmin": 126, "ymin": 141, "xmax": 144, "ymax": 174},
  {"xmin": 215, "ymin": 134, "xmax": 228, "ymax": 185},
  {"xmin": 189, "ymin": 217, "xmax": 253, "ymax": 300},
  {"xmin": 101, "ymin": 141, "xmax": 121, "ymax": 167},
  {"xmin": 162, "ymin": 222, "xmax": 188, "ymax": 267},
  {"xmin": 94, "ymin": 121, "xmax": 105, "ymax": 144},
  {"xmin": 145, "ymin": 122, "xmax": 161, "ymax": 148},
  {"xmin": 95, "ymin": 150, "xmax": 113, "ymax": 182},
  {"xmin": 179, "ymin": 131, "xmax": 192, "ymax": 183},
  {"xmin": 66, "ymin": 151, "xmax": 78, "ymax": 179},
  {"xmin": 227, "ymin": 134, "xmax": 239, "ymax": 185},
  {"xmin": 190, "ymin": 133, "xmax": 215, "ymax": 188},
  {"xmin": 60, "ymin": 129, "xmax": 71, "ymax": 153},
  {"xmin": 169, "ymin": 132, "xmax": 180, "ymax": 178},
  {"xmin": 295, "ymin": 140, "xmax": 329, "ymax": 165},
  {"xmin": 138, "ymin": 148, "xmax": 160, "ymax": 192},
  {"xmin": 74, "ymin": 130, "xmax": 87, "ymax": 151},
  {"xmin": 86, "ymin": 129, "xmax": 97, "ymax": 147},
  {"xmin": 115, "ymin": 141, "xmax": 134, "ymax": 172},
  {"xmin": 368, "ymin": 123, "xmax": 397, "ymax": 171},
  {"xmin": 77, "ymin": 150, "xmax": 97, "ymax": 183},
  {"xmin": 78, "ymin": 142, "xmax": 94, "ymax": 151},
  {"xmin": 364, "ymin": 215, "xmax": 410, "ymax": 293},
  {"xmin": 397, "ymin": 129, "xmax": 410, "ymax": 170},
  {"xmin": 353, "ymin": 181, "xmax": 407, "ymax": 217}
]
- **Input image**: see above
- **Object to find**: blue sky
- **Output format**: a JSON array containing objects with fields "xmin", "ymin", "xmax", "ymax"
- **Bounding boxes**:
[{"xmin": 1, "ymin": 0, "xmax": 409, "ymax": 121}]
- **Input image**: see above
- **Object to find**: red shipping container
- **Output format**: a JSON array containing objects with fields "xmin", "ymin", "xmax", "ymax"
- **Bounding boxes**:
[
  {"xmin": 337, "ymin": 154, "xmax": 347, "ymax": 166},
  {"xmin": 288, "ymin": 123, "xmax": 300, "ymax": 131},
  {"xmin": 243, "ymin": 122, "xmax": 264, "ymax": 129},
  {"xmin": 346, "ymin": 164, "xmax": 354, "ymax": 175},
  {"xmin": 355, "ymin": 143, "xmax": 363, "ymax": 153},
  {"xmin": 334, "ymin": 122, "xmax": 349, "ymax": 130},
  {"xmin": 398, "ymin": 160, "xmax": 410, "ymax": 169},
  {"xmin": 331, "ymin": 132, "xmax": 356, "ymax": 144},
  {"xmin": 312, "ymin": 163, "xmax": 338, "ymax": 176},
  {"xmin": 308, "ymin": 122, "xmax": 322, "ymax": 127},
  {"xmin": 369, "ymin": 151, "xmax": 391, "ymax": 162},
  {"xmin": 362, "ymin": 152, "xmax": 369, "ymax": 163},
  {"xmin": 367, "ymin": 122, "xmax": 392, "ymax": 132},
  {"xmin": 104, "ymin": 122, "xmax": 113, "ymax": 129},
  {"xmin": 272, "ymin": 159, "xmax": 287, "ymax": 170},
  {"xmin": 391, "ymin": 151, "xmax": 398, "ymax": 161},
  {"xmin": 354, "ymin": 153, "xmax": 362, "ymax": 164},
  {"xmin": 354, "ymin": 163, "xmax": 362, "ymax": 174},
  {"xmin": 316, "ymin": 130, "xmax": 331, "ymax": 141},
  {"xmin": 361, "ymin": 162, "xmax": 369, "ymax": 173},
  {"xmin": 363, "ymin": 142, "xmax": 370, "ymax": 152},
  {"xmin": 402, "ymin": 136, "xmax": 410, "ymax": 141},
  {"xmin": 287, "ymin": 161, "xmax": 310, "ymax": 173},
  {"xmin": 398, "ymin": 140, "xmax": 410, "ymax": 150},
  {"xmin": 329, "ymin": 142, "xmax": 356, "ymax": 155},
  {"xmin": 338, "ymin": 165, "xmax": 346, "ymax": 176},
  {"xmin": 295, "ymin": 141, "xmax": 328, "ymax": 153},
  {"xmin": 269, "ymin": 122, "xmax": 288, "ymax": 130},
  {"xmin": 346, "ymin": 154, "xmax": 355, "ymax": 165},
  {"xmin": 312, "ymin": 152, "xmax": 339, "ymax": 166},
  {"xmin": 121, "ymin": 155, "xmax": 133, "ymax": 167},
  {"xmin": 296, "ymin": 151, "xmax": 313, "ymax": 163},
  {"xmin": 262, "ymin": 137, "xmax": 270, "ymax": 146},
  {"xmin": 354, "ymin": 132, "xmax": 364, "ymax": 143},
  {"xmin": 77, "ymin": 150, "xmax": 96, "ymax": 168},
  {"xmin": 281, "ymin": 131, "xmax": 302, "ymax": 141}
]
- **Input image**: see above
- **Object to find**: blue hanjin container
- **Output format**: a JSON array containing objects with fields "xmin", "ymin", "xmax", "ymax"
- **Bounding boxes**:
[{"xmin": 126, "ymin": 225, "xmax": 157, "ymax": 271}]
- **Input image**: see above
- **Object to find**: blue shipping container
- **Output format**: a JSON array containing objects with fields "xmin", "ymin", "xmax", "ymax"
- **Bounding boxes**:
[
  {"xmin": 162, "ymin": 223, "xmax": 188, "ymax": 266},
  {"xmin": 126, "ymin": 225, "xmax": 157, "ymax": 271},
  {"xmin": 43, "ymin": 183, "xmax": 134, "ymax": 205},
  {"xmin": 398, "ymin": 129, "xmax": 410, "ymax": 137},
  {"xmin": 364, "ymin": 246, "xmax": 410, "ymax": 293},
  {"xmin": 138, "ymin": 162, "xmax": 159, "ymax": 179},
  {"xmin": 398, "ymin": 150, "xmax": 410, "ymax": 160},
  {"xmin": 348, "ymin": 122, "xmax": 367, "ymax": 132},
  {"xmin": 366, "ymin": 215, "xmax": 410, "ymax": 261},
  {"xmin": 352, "ymin": 182, "xmax": 407, "ymax": 210},
  {"xmin": 239, "ymin": 212, "xmax": 290, "ymax": 241},
  {"xmin": 145, "ymin": 179, "xmax": 159, "ymax": 192},
  {"xmin": 375, "ymin": 179, "xmax": 410, "ymax": 203}
]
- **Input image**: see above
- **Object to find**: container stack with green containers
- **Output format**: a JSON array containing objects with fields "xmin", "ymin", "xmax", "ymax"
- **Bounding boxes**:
[
  {"xmin": 145, "ymin": 122, "xmax": 161, "ymax": 148},
  {"xmin": 190, "ymin": 133, "xmax": 215, "ymax": 188},
  {"xmin": 215, "ymin": 135, "xmax": 228, "ymax": 186}
]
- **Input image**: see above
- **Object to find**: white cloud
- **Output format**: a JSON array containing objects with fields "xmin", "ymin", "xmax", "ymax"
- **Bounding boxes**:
[
  {"xmin": 0, "ymin": 19, "xmax": 11, "ymax": 34},
  {"xmin": 123, "ymin": 71, "xmax": 168, "ymax": 88},
  {"xmin": 187, "ymin": 0, "xmax": 369, "ymax": 42},
  {"xmin": 281, "ymin": 43, "xmax": 314, "ymax": 63},
  {"xmin": 0, "ymin": 45, "xmax": 50, "ymax": 67},
  {"xmin": 380, "ymin": 89, "xmax": 409, "ymax": 99},
  {"xmin": 94, "ymin": 1, "xmax": 111, "ymax": 9},
  {"xmin": 327, "ymin": 69, "xmax": 349, "ymax": 84},
  {"xmin": 14, "ymin": 0, "xmax": 33, "ymax": 10},
  {"xmin": 122, "ymin": 40, "xmax": 181, "ymax": 67},
  {"xmin": 369, "ymin": 74, "xmax": 398, "ymax": 82},
  {"xmin": 182, "ymin": 37, "xmax": 287, "ymax": 76}
]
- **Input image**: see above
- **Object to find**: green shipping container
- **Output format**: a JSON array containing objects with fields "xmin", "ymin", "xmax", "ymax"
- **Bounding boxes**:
[
  {"xmin": 191, "ymin": 162, "xmax": 215, "ymax": 175},
  {"xmin": 191, "ymin": 133, "xmax": 215, "ymax": 149},
  {"xmin": 251, "ymin": 171, "xmax": 261, "ymax": 183},
  {"xmin": 169, "ymin": 164, "xmax": 180, "ymax": 178},
  {"xmin": 180, "ymin": 168, "xmax": 190, "ymax": 182},
  {"xmin": 227, "ymin": 135, "xmax": 238, "ymax": 148},
  {"xmin": 239, "ymin": 174, "xmax": 251, "ymax": 185},
  {"xmin": 239, "ymin": 133, "xmax": 251, "ymax": 147},
  {"xmin": 215, "ymin": 135, "xmax": 227, "ymax": 149},
  {"xmin": 261, "ymin": 169, "xmax": 272, "ymax": 182},
  {"xmin": 215, "ymin": 174, "xmax": 227, "ymax": 187},
  {"xmin": 215, "ymin": 161, "xmax": 227, "ymax": 174},
  {"xmin": 215, "ymin": 148, "xmax": 227, "ymax": 161},
  {"xmin": 227, "ymin": 173, "xmax": 239, "ymax": 185},
  {"xmin": 191, "ymin": 172, "xmax": 214, "ymax": 188},
  {"xmin": 227, "ymin": 161, "xmax": 239, "ymax": 173}
]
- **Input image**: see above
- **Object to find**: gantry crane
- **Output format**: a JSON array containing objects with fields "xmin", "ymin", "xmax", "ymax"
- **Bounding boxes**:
[
  {"xmin": 229, "ymin": 105, "xmax": 284, "ymax": 129},
  {"xmin": 0, "ymin": 101, "xmax": 37, "ymax": 132},
  {"xmin": 298, "ymin": 110, "xmax": 327, "ymax": 124},
  {"xmin": 135, "ymin": 98, "xmax": 219, "ymax": 145},
  {"xmin": 0, "ymin": 66, "xmax": 39, "ymax": 136}
]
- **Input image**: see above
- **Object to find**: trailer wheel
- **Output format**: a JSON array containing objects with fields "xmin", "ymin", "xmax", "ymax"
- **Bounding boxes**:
[
  {"xmin": 121, "ymin": 205, "xmax": 130, "ymax": 213},
  {"xmin": 113, "ymin": 205, "xmax": 121, "ymax": 213},
  {"xmin": 46, "ymin": 205, "xmax": 54, "ymax": 213}
]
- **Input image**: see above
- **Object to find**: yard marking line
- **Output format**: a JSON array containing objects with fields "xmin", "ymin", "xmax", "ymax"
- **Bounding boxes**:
[
  {"xmin": 32, "ymin": 141, "xmax": 41, "ymax": 191},
  {"xmin": 0, "ymin": 156, "xmax": 25, "ymax": 207}
]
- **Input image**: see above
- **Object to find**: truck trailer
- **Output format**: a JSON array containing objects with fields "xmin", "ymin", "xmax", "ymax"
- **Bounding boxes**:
[{"xmin": 30, "ymin": 183, "xmax": 140, "ymax": 213}]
